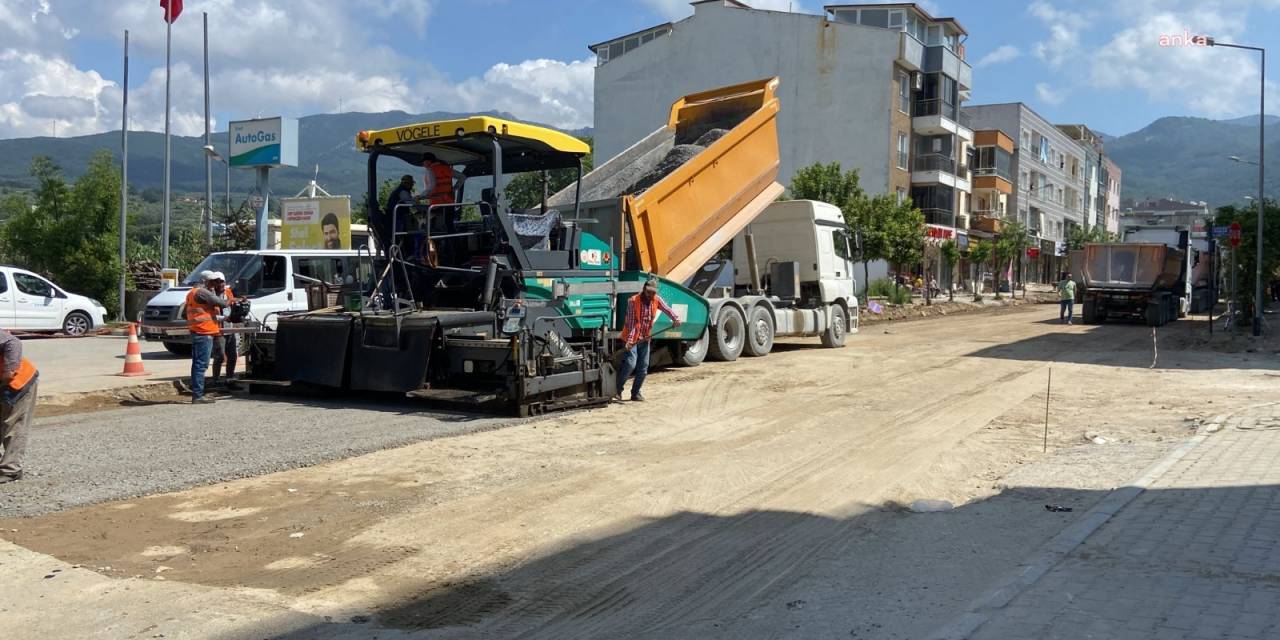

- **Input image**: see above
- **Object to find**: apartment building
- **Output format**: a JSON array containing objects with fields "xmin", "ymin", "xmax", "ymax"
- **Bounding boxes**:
[
  {"xmin": 1102, "ymin": 157, "xmax": 1122, "ymax": 234},
  {"xmin": 964, "ymin": 103, "xmax": 1088, "ymax": 282},
  {"xmin": 1120, "ymin": 197, "xmax": 1210, "ymax": 231},
  {"xmin": 590, "ymin": 0, "xmax": 975, "ymax": 285}
]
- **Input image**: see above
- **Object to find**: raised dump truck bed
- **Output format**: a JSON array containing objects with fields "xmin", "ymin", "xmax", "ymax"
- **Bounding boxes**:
[
  {"xmin": 549, "ymin": 77, "xmax": 785, "ymax": 283},
  {"xmin": 1080, "ymin": 242, "xmax": 1187, "ymax": 326}
]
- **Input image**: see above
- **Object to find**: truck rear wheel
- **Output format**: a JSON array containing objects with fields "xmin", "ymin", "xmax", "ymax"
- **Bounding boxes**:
[
  {"xmin": 709, "ymin": 306, "xmax": 745, "ymax": 361},
  {"xmin": 163, "ymin": 341, "xmax": 192, "ymax": 356},
  {"xmin": 743, "ymin": 306, "xmax": 774, "ymax": 357},
  {"xmin": 676, "ymin": 330, "xmax": 710, "ymax": 367},
  {"xmin": 1082, "ymin": 298, "xmax": 1097, "ymax": 324},
  {"xmin": 821, "ymin": 305, "xmax": 847, "ymax": 348}
]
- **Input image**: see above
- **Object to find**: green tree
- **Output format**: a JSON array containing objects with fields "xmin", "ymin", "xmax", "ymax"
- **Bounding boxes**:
[
  {"xmin": 1066, "ymin": 225, "xmax": 1117, "ymax": 250},
  {"xmin": 1, "ymin": 153, "xmax": 123, "ymax": 317},
  {"xmin": 789, "ymin": 161, "xmax": 863, "ymax": 206},
  {"xmin": 507, "ymin": 137, "xmax": 595, "ymax": 211},
  {"xmin": 995, "ymin": 221, "xmax": 1032, "ymax": 300},
  {"xmin": 940, "ymin": 239, "xmax": 960, "ymax": 302},
  {"xmin": 1216, "ymin": 201, "xmax": 1280, "ymax": 320},
  {"xmin": 874, "ymin": 195, "xmax": 925, "ymax": 301},
  {"xmin": 967, "ymin": 239, "xmax": 992, "ymax": 301}
]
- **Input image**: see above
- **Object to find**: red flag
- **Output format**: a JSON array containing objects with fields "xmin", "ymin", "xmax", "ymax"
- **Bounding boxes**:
[{"xmin": 160, "ymin": 0, "xmax": 183, "ymax": 23}]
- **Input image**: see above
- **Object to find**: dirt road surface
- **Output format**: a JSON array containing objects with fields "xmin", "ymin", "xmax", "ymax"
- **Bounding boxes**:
[{"xmin": 1, "ymin": 304, "xmax": 1276, "ymax": 639}]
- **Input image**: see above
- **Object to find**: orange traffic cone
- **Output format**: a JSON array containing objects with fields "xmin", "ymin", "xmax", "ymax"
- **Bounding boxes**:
[{"xmin": 118, "ymin": 323, "xmax": 150, "ymax": 377}]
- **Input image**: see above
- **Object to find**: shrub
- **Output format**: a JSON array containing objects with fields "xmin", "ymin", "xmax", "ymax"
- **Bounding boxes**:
[{"xmin": 867, "ymin": 278, "xmax": 911, "ymax": 305}]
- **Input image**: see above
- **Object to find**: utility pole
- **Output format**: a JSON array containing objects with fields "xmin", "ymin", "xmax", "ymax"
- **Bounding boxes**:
[
  {"xmin": 119, "ymin": 30, "xmax": 129, "ymax": 321},
  {"xmin": 203, "ymin": 12, "xmax": 213, "ymax": 244}
]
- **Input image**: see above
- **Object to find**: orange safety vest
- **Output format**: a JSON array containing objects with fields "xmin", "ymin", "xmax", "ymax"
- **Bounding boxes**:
[
  {"xmin": 7, "ymin": 357, "xmax": 36, "ymax": 392},
  {"xmin": 425, "ymin": 162, "xmax": 454, "ymax": 205},
  {"xmin": 185, "ymin": 288, "xmax": 222, "ymax": 336}
]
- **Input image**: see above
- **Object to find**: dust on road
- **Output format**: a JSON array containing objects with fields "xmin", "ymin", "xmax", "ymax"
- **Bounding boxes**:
[{"xmin": 1, "ymin": 304, "xmax": 1276, "ymax": 639}]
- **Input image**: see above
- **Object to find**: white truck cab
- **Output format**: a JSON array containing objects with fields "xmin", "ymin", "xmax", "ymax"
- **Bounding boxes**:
[
  {"xmin": 681, "ymin": 200, "xmax": 858, "ymax": 364},
  {"xmin": 141, "ymin": 250, "xmax": 366, "ymax": 354}
]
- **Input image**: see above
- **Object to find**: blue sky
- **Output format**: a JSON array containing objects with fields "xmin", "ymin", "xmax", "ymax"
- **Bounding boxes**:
[{"xmin": 0, "ymin": 0, "xmax": 1276, "ymax": 140}]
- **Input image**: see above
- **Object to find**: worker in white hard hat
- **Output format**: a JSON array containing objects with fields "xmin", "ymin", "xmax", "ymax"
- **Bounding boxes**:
[
  {"xmin": 184, "ymin": 270, "xmax": 229, "ymax": 403},
  {"xmin": 206, "ymin": 272, "xmax": 239, "ymax": 389}
]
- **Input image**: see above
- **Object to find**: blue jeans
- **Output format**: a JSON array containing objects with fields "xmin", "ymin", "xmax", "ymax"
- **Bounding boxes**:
[
  {"xmin": 1060, "ymin": 299, "xmax": 1074, "ymax": 323},
  {"xmin": 191, "ymin": 334, "xmax": 213, "ymax": 399},
  {"xmin": 617, "ymin": 340, "xmax": 651, "ymax": 398}
]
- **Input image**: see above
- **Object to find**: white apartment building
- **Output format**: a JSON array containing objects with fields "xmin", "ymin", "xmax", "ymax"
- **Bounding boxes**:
[{"xmin": 964, "ymin": 103, "xmax": 1088, "ymax": 282}]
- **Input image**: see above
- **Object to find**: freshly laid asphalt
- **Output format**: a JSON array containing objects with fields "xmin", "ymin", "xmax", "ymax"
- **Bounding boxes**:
[{"xmin": 0, "ymin": 394, "xmax": 517, "ymax": 518}]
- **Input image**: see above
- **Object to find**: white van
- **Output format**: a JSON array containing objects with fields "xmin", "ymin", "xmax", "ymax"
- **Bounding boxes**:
[
  {"xmin": 141, "ymin": 250, "xmax": 367, "ymax": 354},
  {"xmin": 0, "ymin": 265, "xmax": 108, "ymax": 335}
]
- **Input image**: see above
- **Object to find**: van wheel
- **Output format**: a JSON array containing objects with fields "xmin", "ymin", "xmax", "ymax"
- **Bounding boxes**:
[
  {"xmin": 708, "ymin": 306, "xmax": 745, "ymax": 361},
  {"xmin": 821, "ymin": 305, "xmax": 847, "ymax": 348},
  {"xmin": 62, "ymin": 311, "xmax": 92, "ymax": 336},
  {"xmin": 164, "ymin": 341, "xmax": 192, "ymax": 356},
  {"xmin": 743, "ymin": 306, "xmax": 774, "ymax": 357}
]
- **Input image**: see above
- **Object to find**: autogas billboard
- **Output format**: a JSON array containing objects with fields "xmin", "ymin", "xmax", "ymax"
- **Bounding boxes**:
[{"xmin": 229, "ymin": 117, "xmax": 298, "ymax": 168}]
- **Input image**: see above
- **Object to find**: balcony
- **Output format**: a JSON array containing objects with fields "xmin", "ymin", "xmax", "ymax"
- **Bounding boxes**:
[
  {"xmin": 922, "ymin": 208, "xmax": 956, "ymax": 228},
  {"xmin": 923, "ymin": 45, "xmax": 972, "ymax": 92},
  {"xmin": 912, "ymin": 154, "xmax": 970, "ymax": 192},
  {"xmin": 913, "ymin": 99, "xmax": 973, "ymax": 140},
  {"xmin": 971, "ymin": 168, "xmax": 1013, "ymax": 194},
  {"xmin": 970, "ymin": 212, "xmax": 1005, "ymax": 234},
  {"xmin": 898, "ymin": 32, "xmax": 924, "ymax": 71}
]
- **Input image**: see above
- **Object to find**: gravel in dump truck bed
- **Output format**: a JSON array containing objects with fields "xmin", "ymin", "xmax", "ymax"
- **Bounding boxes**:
[{"xmin": 625, "ymin": 128, "xmax": 730, "ymax": 195}]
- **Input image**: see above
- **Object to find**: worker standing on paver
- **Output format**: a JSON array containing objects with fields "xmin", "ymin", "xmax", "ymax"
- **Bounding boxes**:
[
  {"xmin": 186, "ymin": 271, "xmax": 229, "ymax": 404},
  {"xmin": 0, "ymin": 327, "xmax": 38, "ymax": 483},
  {"xmin": 616, "ymin": 277, "xmax": 681, "ymax": 402},
  {"xmin": 1058, "ymin": 271, "xmax": 1076, "ymax": 325},
  {"xmin": 209, "ymin": 272, "xmax": 238, "ymax": 390}
]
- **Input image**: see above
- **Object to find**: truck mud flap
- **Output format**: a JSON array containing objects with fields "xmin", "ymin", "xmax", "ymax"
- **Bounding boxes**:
[
  {"xmin": 276, "ymin": 314, "xmax": 354, "ymax": 388},
  {"xmin": 349, "ymin": 315, "xmax": 436, "ymax": 393}
]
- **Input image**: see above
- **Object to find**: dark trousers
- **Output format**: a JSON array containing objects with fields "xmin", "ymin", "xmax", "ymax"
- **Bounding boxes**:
[
  {"xmin": 1060, "ymin": 299, "xmax": 1074, "ymax": 323},
  {"xmin": 617, "ymin": 340, "xmax": 651, "ymax": 398},
  {"xmin": 211, "ymin": 333, "xmax": 238, "ymax": 379}
]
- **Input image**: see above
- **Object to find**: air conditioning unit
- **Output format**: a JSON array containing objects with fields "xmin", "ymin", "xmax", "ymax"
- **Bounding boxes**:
[{"xmin": 912, "ymin": 72, "xmax": 923, "ymax": 91}]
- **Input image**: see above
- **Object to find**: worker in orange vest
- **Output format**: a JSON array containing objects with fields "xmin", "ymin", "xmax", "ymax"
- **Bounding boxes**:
[
  {"xmin": 0, "ymin": 326, "xmax": 38, "ymax": 483},
  {"xmin": 186, "ymin": 270, "xmax": 230, "ymax": 404},
  {"xmin": 209, "ymin": 272, "xmax": 239, "ymax": 390},
  {"xmin": 422, "ymin": 153, "xmax": 459, "ymax": 207}
]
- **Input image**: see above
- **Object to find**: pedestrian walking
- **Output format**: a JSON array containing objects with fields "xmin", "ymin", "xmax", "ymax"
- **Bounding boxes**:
[
  {"xmin": 186, "ymin": 270, "xmax": 229, "ymax": 404},
  {"xmin": 0, "ymin": 327, "xmax": 38, "ymax": 483},
  {"xmin": 1058, "ymin": 271, "xmax": 1076, "ymax": 325},
  {"xmin": 616, "ymin": 277, "xmax": 681, "ymax": 402}
]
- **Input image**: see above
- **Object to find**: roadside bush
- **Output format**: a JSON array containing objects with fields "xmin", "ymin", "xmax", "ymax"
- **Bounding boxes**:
[{"xmin": 867, "ymin": 278, "xmax": 911, "ymax": 305}]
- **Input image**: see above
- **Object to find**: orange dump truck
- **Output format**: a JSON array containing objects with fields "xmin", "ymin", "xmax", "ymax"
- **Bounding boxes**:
[{"xmin": 550, "ymin": 77, "xmax": 859, "ymax": 364}]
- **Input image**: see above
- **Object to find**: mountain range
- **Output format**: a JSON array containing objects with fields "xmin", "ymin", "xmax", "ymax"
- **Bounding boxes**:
[
  {"xmin": 0, "ymin": 111, "xmax": 593, "ymax": 202},
  {"xmin": 0, "ymin": 111, "xmax": 1274, "ymax": 210}
]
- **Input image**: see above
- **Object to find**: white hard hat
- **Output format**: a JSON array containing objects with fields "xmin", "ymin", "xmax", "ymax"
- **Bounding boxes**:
[
  {"xmin": 210, "ymin": 271, "xmax": 226, "ymax": 282},
  {"xmin": 200, "ymin": 270, "xmax": 216, "ymax": 282}
]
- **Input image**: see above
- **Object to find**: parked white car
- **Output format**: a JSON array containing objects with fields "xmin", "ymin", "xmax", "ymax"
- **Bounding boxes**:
[{"xmin": 0, "ymin": 265, "xmax": 108, "ymax": 335}]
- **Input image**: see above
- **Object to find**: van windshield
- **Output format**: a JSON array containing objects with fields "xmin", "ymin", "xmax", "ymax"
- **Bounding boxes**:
[{"xmin": 183, "ymin": 254, "xmax": 287, "ymax": 298}]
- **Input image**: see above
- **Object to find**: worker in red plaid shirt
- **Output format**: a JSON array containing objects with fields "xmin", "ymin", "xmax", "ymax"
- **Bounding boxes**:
[{"xmin": 617, "ymin": 277, "xmax": 681, "ymax": 402}]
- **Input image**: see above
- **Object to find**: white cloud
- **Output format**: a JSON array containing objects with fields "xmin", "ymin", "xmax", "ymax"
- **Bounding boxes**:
[
  {"xmin": 1035, "ymin": 82, "xmax": 1067, "ymax": 106},
  {"xmin": 1089, "ymin": 7, "xmax": 1277, "ymax": 118},
  {"xmin": 0, "ymin": 0, "xmax": 597, "ymax": 139},
  {"xmin": 1028, "ymin": 1, "xmax": 1088, "ymax": 69},
  {"xmin": 975, "ymin": 45, "xmax": 1020, "ymax": 68}
]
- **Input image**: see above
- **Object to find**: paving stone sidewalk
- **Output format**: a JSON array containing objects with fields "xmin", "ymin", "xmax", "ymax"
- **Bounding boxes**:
[{"xmin": 963, "ymin": 403, "xmax": 1280, "ymax": 640}]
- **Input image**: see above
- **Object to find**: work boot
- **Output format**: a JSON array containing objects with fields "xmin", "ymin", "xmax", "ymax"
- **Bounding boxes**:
[
  {"xmin": 0, "ymin": 472, "xmax": 22, "ymax": 484},
  {"xmin": 631, "ymin": 393, "xmax": 646, "ymax": 402},
  {"xmin": 191, "ymin": 396, "xmax": 216, "ymax": 405}
]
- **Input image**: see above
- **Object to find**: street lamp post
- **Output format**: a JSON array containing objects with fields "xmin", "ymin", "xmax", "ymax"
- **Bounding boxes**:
[
  {"xmin": 1209, "ymin": 37, "xmax": 1266, "ymax": 335},
  {"xmin": 202, "ymin": 144, "xmax": 231, "ymax": 233}
]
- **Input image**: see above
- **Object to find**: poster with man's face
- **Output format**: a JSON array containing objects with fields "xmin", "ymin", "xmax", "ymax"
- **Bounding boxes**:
[{"xmin": 282, "ymin": 196, "xmax": 351, "ymax": 250}]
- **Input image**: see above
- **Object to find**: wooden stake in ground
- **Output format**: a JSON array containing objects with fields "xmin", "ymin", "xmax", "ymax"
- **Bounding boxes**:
[
  {"xmin": 1043, "ymin": 366, "xmax": 1052, "ymax": 453},
  {"xmin": 1150, "ymin": 326, "xmax": 1158, "ymax": 369}
]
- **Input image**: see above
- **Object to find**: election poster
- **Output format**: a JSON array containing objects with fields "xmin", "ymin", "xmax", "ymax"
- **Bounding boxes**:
[{"xmin": 281, "ymin": 196, "xmax": 351, "ymax": 250}]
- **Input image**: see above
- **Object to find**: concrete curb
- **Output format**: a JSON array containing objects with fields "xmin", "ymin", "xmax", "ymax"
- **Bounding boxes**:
[{"xmin": 925, "ymin": 421, "xmax": 1220, "ymax": 640}]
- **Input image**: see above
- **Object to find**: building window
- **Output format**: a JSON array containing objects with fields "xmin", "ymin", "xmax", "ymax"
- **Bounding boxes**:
[
  {"xmin": 896, "ymin": 187, "xmax": 907, "ymax": 203},
  {"xmin": 897, "ymin": 132, "xmax": 909, "ymax": 170},
  {"xmin": 898, "ymin": 71, "xmax": 910, "ymax": 113},
  {"xmin": 1039, "ymin": 136, "xmax": 1049, "ymax": 164}
]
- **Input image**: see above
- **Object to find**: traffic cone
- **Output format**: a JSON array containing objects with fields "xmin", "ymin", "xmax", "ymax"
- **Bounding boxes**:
[{"xmin": 118, "ymin": 323, "xmax": 150, "ymax": 377}]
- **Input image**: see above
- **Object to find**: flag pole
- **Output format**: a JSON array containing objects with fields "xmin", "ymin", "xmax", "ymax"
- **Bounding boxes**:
[
  {"xmin": 119, "ymin": 30, "xmax": 129, "ymax": 321},
  {"xmin": 161, "ymin": 3, "xmax": 173, "ymax": 269},
  {"xmin": 203, "ymin": 11, "xmax": 212, "ymax": 245}
]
